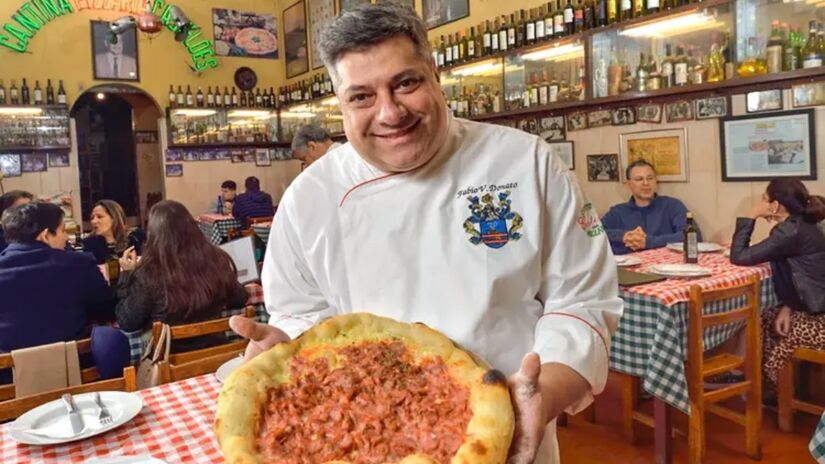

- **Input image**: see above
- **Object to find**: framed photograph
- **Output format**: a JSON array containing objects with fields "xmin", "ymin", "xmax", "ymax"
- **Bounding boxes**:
[
  {"xmin": 746, "ymin": 89, "xmax": 783, "ymax": 113},
  {"xmin": 48, "ymin": 151, "xmax": 70, "ymax": 167},
  {"xmin": 548, "ymin": 141, "xmax": 575, "ymax": 170},
  {"xmin": 422, "ymin": 0, "xmax": 469, "ymax": 29},
  {"xmin": 540, "ymin": 116, "xmax": 565, "ymax": 141},
  {"xmin": 271, "ymin": 147, "xmax": 294, "ymax": 161},
  {"xmin": 338, "ymin": 0, "xmax": 371, "ymax": 13},
  {"xmin": 619, "ymin": 128, "xmax": 689, "ymax": 182},
  {"xmin": 588, "ymin": 110, "xmax": 612, "ymax": 128},
  {"xmin": 215, "ymin": 149, "xmax": 232, "ymax": 160},
  {"xmin": 212, "ymin": 9, "xmax": 279, "ymax": 59},
  {"xmin": 720, "ymin": 109, "xmax": 816, "ymax": 182},
  {"xmin": 255, "ymin": 148, "xmax": 272, "ymax": 166},
  {"xmin": 91, "ymin": 20, "xmax": 139, "ymax": 81},
  {"xmin": 792, "ymin": 82, "xmax": 825, "ymax": 108},
  {"xmin": 665, "ymin": 100, "xmax": 693, "ymax": 122},
  {"xmin": 0, "ymin": 154, "xmax": 21, "ymax": 177},
  {"xmin": 637, "ymin": 103, "xmax": 662, "ymax": 123},
  {"xmin": 166, "ymin": 149, "xmax": 182, "ymax": 162},
  {"xmin": 308, "ymin": 0, "xmax": 335, "ymax": 69},
  {"xmin": 198, "ymin": 150, "xmax": 216, "ymax": 161},
  {"xmin": 587, "ymin": 154, "xmax": 619, "ymax": 182},
  {"xmin": 183, "ymin": 150, "xmax": 199, "ymax": 162},
  {"xmin": 517, "ymin": 118, "xmax": 538, "ymax": 134},
  {"xmin": 611, "ymin": 107, "xmax": 636, "ymax": 126},
  {"xmin": 134, "ymin": 131, "xmax": 158, "ymax": 144},
  {"xmin": 165, "ymin": 164, "xmax": 183, "ymax": 177},
  {"xmin": 566, "ymin": 111, "xmax": 588, "ymax": 131},
  {"xmin": 695, "ymin": 96, "xmax": 728, "ymax": 120},
  {"xmin": 284, "ymin": 0, "xmax": 309, "ymax": 78},
  {"xmin": 21, "ymin": 153, "xmax": 47, "ymax": 172}
]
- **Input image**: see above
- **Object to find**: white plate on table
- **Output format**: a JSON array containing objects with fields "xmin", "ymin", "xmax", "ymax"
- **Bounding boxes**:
[
  {"xmin": 216, "ymin": 356, "xmax": 244, "ymax": 384},
  {"xmin": 615, "ymin": 255, "xmax": 642, "ymax": 267},
  {"xmin": 8, "ymin": 391, "xmax": 143, "ymax": 446},
  {"xmin": 666, "ymin": 242, "xmax": 725, "ymax": 253},
  {"xmin": 649, "ymin": 263, "xmax": 712, "ymax": 278}
]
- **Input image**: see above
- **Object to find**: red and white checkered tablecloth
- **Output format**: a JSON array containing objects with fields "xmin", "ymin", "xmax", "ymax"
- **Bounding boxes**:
[
  {"xmin": 196, "ymin": 213, "xmax": 233, "ymax": 224},
  {"xmin": 0, "ymin": 375, "xmax": 223, "ymax": 463},
  {"xmin": 623, "ymin": 247, "xmax": 772, "ymax": 307}
]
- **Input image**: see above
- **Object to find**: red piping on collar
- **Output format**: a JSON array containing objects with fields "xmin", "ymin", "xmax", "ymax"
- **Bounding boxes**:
[{"xmin": 339, "ymin": 173, "xmax": 401, "ymax": 207}]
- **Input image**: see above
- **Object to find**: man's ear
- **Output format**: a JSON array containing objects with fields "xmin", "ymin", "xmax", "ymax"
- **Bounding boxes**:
[{"xmin": 35, "ymin": 228, "xmax": 50, "ymax": 244}]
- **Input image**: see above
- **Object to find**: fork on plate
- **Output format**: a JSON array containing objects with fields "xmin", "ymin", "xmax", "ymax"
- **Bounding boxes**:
[{"xmin": 93, "ymin": 392, "xmax": 112, "ymax": 426}]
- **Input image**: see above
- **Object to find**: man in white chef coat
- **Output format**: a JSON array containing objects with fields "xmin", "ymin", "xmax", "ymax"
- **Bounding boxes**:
[{"xmin": 230, "ymin": 4, "xmax": 622, "ymax": 463}]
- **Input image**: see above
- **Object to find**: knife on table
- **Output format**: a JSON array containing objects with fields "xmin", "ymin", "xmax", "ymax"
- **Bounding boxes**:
[{"xmin": 61, "ymin": 393, "xmax": 85, "ymax": 435}]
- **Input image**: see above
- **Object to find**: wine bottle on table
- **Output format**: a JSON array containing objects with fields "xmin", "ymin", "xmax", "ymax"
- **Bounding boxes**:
[{"xmin": 683, "ymin": 212, "xmax": 698, "ymax": 264}]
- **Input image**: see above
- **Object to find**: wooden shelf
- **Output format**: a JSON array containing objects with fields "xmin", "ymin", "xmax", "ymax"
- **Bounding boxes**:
[
  {"xmin": 167, "ymin": 141, "xmax": 290, "ymax": 149},
  {"xmin": 279, "ymin": 93, "xmax": 336, "ymax": 112},
  {"xmin": 0, "ymin": 145, "xmax": 71, "ymax": 151},
  {"xmin": 0, "ymin": 104, "xmax": 69, "ymax": 111}
]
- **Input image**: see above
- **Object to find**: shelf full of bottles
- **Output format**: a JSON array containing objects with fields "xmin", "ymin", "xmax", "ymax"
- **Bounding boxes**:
[
  {"xmin": 167, "ymin": 107, "xmax": 278, "ymax": 147},
  {"xmin": 167, "ymin": 84, "xmax": 279, "ymax": 110},
  {"xmin": 0, "ymin": 78, "xmax": 68, "ymax": 107},
  {"xmin": 277, "ymin": 72, "xmax": 335, "ymax": 111},
  {"xmin": 0, "ymin": 77, "xmax": 71, "ymax": 151},
  {"xmin": 432, "ymin": 0, "xmax": 825, "ymax": 121}
]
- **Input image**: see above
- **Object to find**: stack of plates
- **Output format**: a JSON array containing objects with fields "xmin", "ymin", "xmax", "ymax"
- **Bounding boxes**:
[
  {"xmin": 649, "ymin": 263, "xmax": 712, "ymax": 278},
  {"xmin": 615, "ymin": 255, "xmax": 642, "ymax": 267},
  {"xmin": 666, "ymin": 242, "xmax": 725, "ymax": 253}
]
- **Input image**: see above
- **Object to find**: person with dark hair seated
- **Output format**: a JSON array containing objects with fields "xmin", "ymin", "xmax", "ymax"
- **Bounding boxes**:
[
  {"xmin": 601, "ymin": 159, "xmax": 699, "ymax": 255},
  {"xmin": 232, "ymin": 176, "xmax": 274, "ymax": 226},
  {"xmin": 0, "ymin": 202, "xmax": 116, "ymax": 355},
  {"xmin": 115, "ymin": 200, "xmax": 249, "ymax": 352},
  {"xmin": 730, "ymin": 178, "xmax": 825, "ymax": 392},
  {"xmin": 0, "ymin": 190, "xmax": 34, "ymax": 253},
  {"xmin": 211, "ymin": 180, "xmax": 237, "ymax": 215},
  {"xmin": 81, "ymin": 199, "xmax": 144, "ymax": 265}
]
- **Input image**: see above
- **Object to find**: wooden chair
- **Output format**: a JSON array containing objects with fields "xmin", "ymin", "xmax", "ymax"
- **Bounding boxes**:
[
  {"xmin": 247, "ymin": 216, "xmax": 273, "ymax": 227},
  {"xmin": 778, "ymin": 347, "xmax": 825, "ymax": 432},
  {"xmin": 227, "ymin": 216, "xmax": 272, "ymax": 241},
  {"xmin": 156, "ymin": 306, "xmax": 255, "ymax": 384},
  {"xmin": 614, "ymin": 371, "xmax": 652, "ymax": 444},
  {"xmin": 685, "ymin": 274, "xmax": 762, "ymax": 463},
  {"xmin": 0, "ymin": 338, "xmax": 137, "ymax": 422}
]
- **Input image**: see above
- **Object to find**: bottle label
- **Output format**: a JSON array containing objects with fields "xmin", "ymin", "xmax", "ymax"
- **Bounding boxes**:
[
  {"xmin": 564, "ymin": 9, "xmax": 573, "ymax": 23},
  {"xmin": 539, "ymin": 86, "xmax": 548, "ymax": 105},
  {"xmin": 555, "ymin": 16, "xmax": 564, "ymax": 32},
  {"xmin": 622, "ymin": 0, "xmax": 631, "ymax": 10},
  {"xmin": 662, "ymin": 62, "xmax": 673, "ymax": 76},
  {"xmin": 648, "ymin": 0, "xmax": 659, "ymax": 8},
  {"xmin": 530, "ymin": 88, "xmax": 539, "ymax": 105},
  {"xmin": 446, "ymin": 47, "xmax": 453, "ymax": 62},
  {"xmin": 58, "ymin": 95, "xmax": 66, "ymax": 104},
  {"xmin": 508, "ymin": 29, "xmax": 515, "ymax": 45},
  {"xmin": 549, "ymin": 86, "xmax": 559, "ymax": 102},
  {"xmin": 803, "ymin": 57, "xmax": 823, "ymax": 68},
  {"xmin": 523, "ymin": 91, "xmax": 531, "ymax": 108},
  {"xmin": 575, "ymin": 10, "xmax": 583, "ymax": 21},
  {"xmin": 685, "ymin": 232, "xmax": 698, "ymax": 260},
  {"xmin": 527, "ymin": 23, "xmax": 535, "ymax": 41},
  {"xmin": 536, "ymin": 20, "xmax": 545, "ymax": 38},
  {"xmin": 675, "ymin": 63, "xmax": 688, "ymax": 84},
  {"xmin": 452, "ymin": 44, "xmax": 459, "ymax": 58},
  {"xmin": 499, "ymin": 31, "xmax": 508, "ymax": 50},
  {"xmin": 545, "ymin": 18, "xmax": 554, "ymax": 35},
  {"xmin": 492, "ymin": 33, "xmax": 499, "ymax": 50},
  {"xmin": 493, "ymin": 96, "xmax": 501, "ymax": 113},
  {"xmin": 438, "ymin": 53, "xmax": 445, "ymax": 66},
  {"xmin": 468, "ymin": 41, "xmax": 475, "ymax": 56},
  {"xmin": 483, "ymin": 33, "xmax": 491, "ymax": 47}
]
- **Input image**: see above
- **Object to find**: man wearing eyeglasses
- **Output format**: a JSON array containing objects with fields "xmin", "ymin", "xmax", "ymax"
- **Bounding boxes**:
[{"xmin": 602, "ymin": 159, "xmax": 699, "ymax": 255}]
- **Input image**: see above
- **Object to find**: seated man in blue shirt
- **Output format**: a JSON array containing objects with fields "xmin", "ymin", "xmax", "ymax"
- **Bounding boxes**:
[
  {"xmin": 0, "ymin": 202, "xmax": 116, "ymax": 355},
  {"xmin": 232, "ymin": 176, "xmax": 274, "ymax": 227},
  {"xmin": 602, "ymin": 159, "xmax": 699, "ymax": 255}
]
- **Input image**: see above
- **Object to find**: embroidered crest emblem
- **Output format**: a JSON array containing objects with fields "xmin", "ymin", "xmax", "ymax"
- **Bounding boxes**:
[
  {"xmin": 463, "ymin": 191, "xmax": 523, "ymax": 249},
  {"xmin": 577, "ymin": 203, "xmax": 605, "ymax": 237}
]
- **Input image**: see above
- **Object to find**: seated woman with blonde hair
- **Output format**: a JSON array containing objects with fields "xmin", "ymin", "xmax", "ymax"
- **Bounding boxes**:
[
  {"xmin": 730, "ymin": 178, "xmax": 825, "ymax": 392},
  {"xmin": 115, "ymin": 200, "xmax": 248, "ymax": 352}
]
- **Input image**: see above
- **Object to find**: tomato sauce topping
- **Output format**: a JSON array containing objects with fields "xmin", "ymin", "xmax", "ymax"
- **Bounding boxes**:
[{"xmin": 256, "ymin": 340, "xmax": 473, "ymax": 464}]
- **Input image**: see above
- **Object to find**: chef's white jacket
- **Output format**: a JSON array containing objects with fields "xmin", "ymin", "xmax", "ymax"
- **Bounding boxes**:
[{"xmin": 262, "ymin": 113, "xmax": 623, "ymax": 463}]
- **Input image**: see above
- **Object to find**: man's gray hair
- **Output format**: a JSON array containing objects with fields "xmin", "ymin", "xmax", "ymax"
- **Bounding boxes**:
[
  {"xmin": 318, "ymin": 3, "xmax": 432, "ymax": 84},
  {"xmin": 291, "ymin": 124, "xmax": 332, "ymax": 153}
]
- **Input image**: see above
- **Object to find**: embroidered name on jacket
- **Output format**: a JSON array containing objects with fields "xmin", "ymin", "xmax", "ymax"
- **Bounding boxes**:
[{"xmin": 463, "ymin": 191, "xmax": 523, "ymax": 249}]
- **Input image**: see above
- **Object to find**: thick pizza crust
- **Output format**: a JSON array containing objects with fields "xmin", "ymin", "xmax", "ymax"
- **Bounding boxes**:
[{"xmin": 215, "ymin": 312, "xmax": 514, "ymax": 464}]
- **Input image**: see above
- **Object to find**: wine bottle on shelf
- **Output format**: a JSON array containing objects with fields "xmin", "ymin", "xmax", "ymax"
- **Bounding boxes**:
[
  {"xmin": 0, "ymin": 80, "xmax": 6, "ymax": 105},
  {"xmin": 10, "ymin": 80, "xmax": 19, "ymax": 105},
  {"xmin": 57, "ymin": 80, "xmax": 66, "ymax": 105},
  {"xmin": 783, "ymin": 25, "xmax": 800, "ymax": 71},
  {"xmin": 574, "ymin": 0, "xmax": 584, "ymax": 33},
  {"xmin": 21, "ymin": 78, "xmax": 30, "ymax": 105},
  {"xmin": 563, "ymin": 0, "xmax": 574, "ymax": 36},
  {"xmin": 185, "ymin": 85, "xmax": 194, "ymax": 107},
  {"xmin": 536, "ymin": 7, "xmax": 546, "ymax": 41},
  {"xmin": 817, "ymin": 23, "xmax": 825, "ymax": 57},
  {"xmin": 584, "ymin": 0, "xmax": 595, "ymax": 30},
  {"xmin": 606, "ymin": 0, "xmax": 617, "ymax": 25},
  {"xmin": 674, "ymin": 44, "xmax": 689, "ymax": 86},
  {"xmin": 803, "ymin": 21, "xmax": 823, "ymax": 68},
  {"xmin": 196, "ymin": 86, "xmax": 205, "ymax": 107},
  {"xmin": 445, "ymin": 34, "xmax": 454, "ymax": 65},
  {"xmin": 206, "ymin": 86, "xmax": 215, "ymax": 107},
  {"xmin": 596, "ymin": 0, "xmax": 607, "ymax": 27},
  {"xmin": 499, "ymin": 16, "xmax": 509, "ymax": 51},
  {"xmin": 483, "ymin": 21, "xmax": 493, "ymax": 55},
  {"xmin": 544, "ymin": 3, "xmax": 554, "ymax": 41},
  {"xmin": 452, "ymin": 32, "xmax": 461, "ymax": 63},
  {"xmin": 467, "ymin": 27, "xmax": 477, "ymax": 59},
  {"xmin": 33, "ymin": 80, "xmax": 42, "ymax": 105},
  {"xmin": 176, "ymin": 85, "xmax": 184, "ymax": 106},
  {"xmin": 684, "ymin": 212, "xmax": 698, "ymax": 264},
  {"xmin": 554, "ymin": 0, "xmax": 565, "ymax": 37},
  {"xmin": 168, "ymin": 85, "xmax": 176, "ymax": 107},
  {"xmin": 633, "ymin": 0, "xmax": 643, "ymax": 18},
  {"xmin": 529, "ymin": 72, "xmax": 539, "ymax": 107},
  {"xmin": 526, "ymin": 9, "xmax": 536, "ymax": 45},
  {"xmin": 620, "ymin": 0, "xmax": 632, "ymax": 21},
  {"xmin": 223, "ymin": 87, "xmax": 231, "ymax": 107},
  {"xmin": 707, "ymin": 35, "xmax": 724, "ymax": 83},
  {"xmin": 232, "ymin": 87, "xmax": 239, "ymax": 107},
  {"xmin": 539, "ymin": 69, "xmax": 550, "ymax": 106},
  {"xmin": 766, "ymin": 20, "xmax": 783, "ymax": 74},
  {"xmin": 256, "ymin": 89, "xmax": 263, "ymax": 107},
  {"xmin": 46, "ymin": 79, "xmax": 54, "ymax": 105},
  {"xmin": 517, "ymin": 10, "xmax": 526, "ymax": 48},
  {"xmin": 508, "ymin": 13, "xmax": 517, "ymax": 49},
  {"xmin": 661, "ymin": 43, "xmax": 674, "ymax": 88},
  {"xmin": 636, "ymin": 52, "xmax": 648, "ymax": 91},
  {"xmin": 549, "ymin": 72, "xmax": 560, "ymax": 102},
  {"xmin": 646, "ymin": 0, "xmax": 660, "ymax": 15}
]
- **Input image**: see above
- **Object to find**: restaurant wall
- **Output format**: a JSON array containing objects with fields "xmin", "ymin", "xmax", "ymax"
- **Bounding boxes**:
[{"xmin": 0, "ymin": 0, "xmax": 299, "ymax": 218}]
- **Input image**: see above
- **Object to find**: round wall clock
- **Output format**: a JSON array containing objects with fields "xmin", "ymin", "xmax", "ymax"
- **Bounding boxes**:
[{"xmin": 234, "ymin": 67, "xmax": 258, "ymax": 91}]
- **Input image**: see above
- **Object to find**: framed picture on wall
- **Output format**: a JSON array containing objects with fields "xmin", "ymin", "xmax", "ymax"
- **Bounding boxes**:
[
  {"xmin": 548, "ymin": 142, "xmax": 575, "ymax": 170},
  {"xmin": 255, "ymin": 149, "xmax": 272, "ymax": 166},
  {"xmin": 566, "ymin": 111, "xmax": 587, "ymax": 131},
  {"xmin": 619, "ymin": 128, "xmax": 689, "ymax": 182},
  {"xmin": 588, "ymin": 109, "xmax": 612, "ymax": 128},
  {"xmin": 636, "ymin": 103, "xmax": 662, "ymax": 123},
  {"xmin": 166, "ymin": 149, "xmax": 182, "ymax": 162},
  {"xmin": 0, "ymin": 154, "xmax": 22, "ymax": 177},
  {"xmin": 48, "ymin": 152, "xmax": 70, "ymax": 167},
  {"xmin": 587, "ymin": 154, "xmax": 619, "ymax": 182},
  {"xmin": 719, "ymin": 109, "xmax": 816, "ymax": 181},
  {"xmin": 91, "ymin": 20, "xmax": 139, "ymax": 81},
  {"xmin": 284, "ymin": 0, "xmax": 309, "ymax": 78},
  {"xmin": 376, "ymin": 0, "xmax": 415, "ymax": 7},
  {"xmin": 540, "ymin": 116, "xmax": 565, "ymax": 141},
  {"xmin": 21, "ymin": 153, "xmax": 47, "ymax": 173},
  {"xmin": 746, "ymin": 89, "xmax": 783, "ymax": 113},
  {"xmin": 695, "ymin": 96, "xmax": 728, "ymax": 120},
  {"xmin": 665, "ymin": 100, "xmax": 693, "ymax": 122},
  {"xmin": 517, "ymin": 118, "xmax": 538, "ymax": 134},
  {"xmin": 422, "ymin": 0, "xmax": 469, "ymax": 29},
  {"xmin": 308, "ymin": 0, "xmax": 335, "ymax": 69},
  {"xmin": 212, "ymin": 9, "xmax": 279, "ymax": 59},
  {"xmin": 338, "ymin": 0, "xmax": 371, "ymax": 13},
  {"xmin": 166, "ymin": 164, "xmax": 183, "ymax": 177},
  {"xmin": 792, "ymin": 82, "xmax": 825, "ymax": 108},
  {"xmin": 611, "ymin": 107, "xmax": 636, "ymax": 126}
]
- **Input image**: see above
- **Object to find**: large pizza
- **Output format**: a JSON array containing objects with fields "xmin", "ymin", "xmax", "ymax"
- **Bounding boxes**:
[
  {"xmin": 234, "ymin": 27, "xmax": 278, "ymax": 55},
  {"xmin": 215, "ymin": 313, "xmax": 514, "ymax": 464}
]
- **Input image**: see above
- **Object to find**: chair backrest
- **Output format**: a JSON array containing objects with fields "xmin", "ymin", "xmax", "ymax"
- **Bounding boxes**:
[
  {"xmin": 0, "ymin": 338, "xmax": 137, "ymax": 422},
  {"xmin": 155, "ymin": 306, "xmax": 254, "ymax": 384},
  {"xmin": 687, "ymin": 275, "xmax": 761, "ymax": 383},
  {"xmin": 247, "ymin": 216, "xmax": 273, "ymax": 227}
]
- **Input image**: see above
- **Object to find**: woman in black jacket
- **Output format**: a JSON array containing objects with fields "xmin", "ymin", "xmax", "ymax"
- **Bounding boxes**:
[
  {"xmin": 730, "ymin": 178, "xmax": 825, "ymax": 391},
  {"xmin": 116, "ymin": 200, "xmax": 248, "ymax": 352},
  {"xmin": 82, "ymin": 200, "xmax": 144, "ymax": 264}
]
